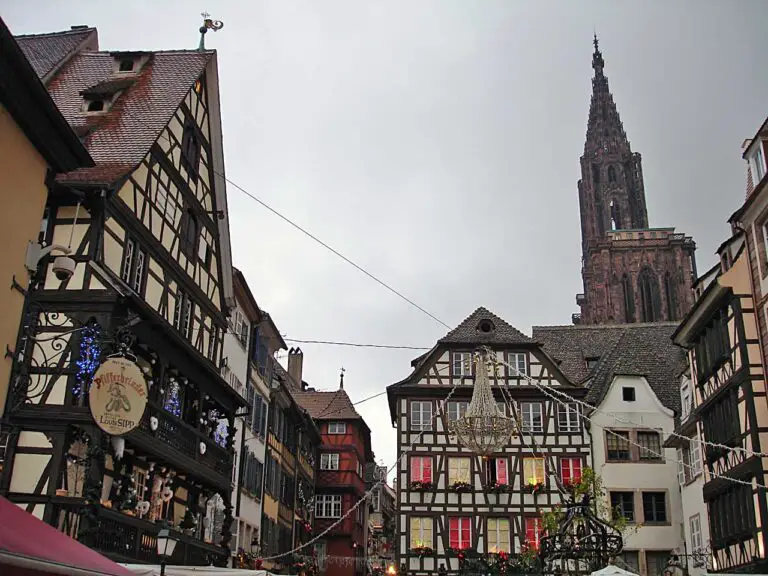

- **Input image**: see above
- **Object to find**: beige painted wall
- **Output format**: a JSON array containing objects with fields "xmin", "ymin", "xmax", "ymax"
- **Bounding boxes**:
[{"xmin": 0, "ymin": 103, "xmax": 50, "ymax": 417}]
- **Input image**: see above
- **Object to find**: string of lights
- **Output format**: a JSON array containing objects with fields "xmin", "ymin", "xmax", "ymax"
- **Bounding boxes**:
[
  {"xmin": 490, "ymin": 350, "xmax": 768, "ymax": 491},
  {"xmin": 284, "ymin": 338, "xmax": 430, "ymax": 351},
  {"xmin": 260, "ymin": 375, "xmax": 462, "ymax": 561}
]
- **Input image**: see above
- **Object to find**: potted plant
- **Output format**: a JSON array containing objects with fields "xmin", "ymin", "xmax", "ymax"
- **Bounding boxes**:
[
  {"xmin": 409, "ymin": 480, "xmax": 435, "ymax": 491},
  {"xmin": 524, "ymin": 480, "xmax": 545, "ymax": 495},
  {"xmin": 411, "ymin": 544, "xmax": 434, "ymax": 557},
  {"xmin": 449, "ymin": 481, "xmax": 473, "ymax": 493},
  {"xmin": 488, "ymin": 481, "xmax": 511, "ymax": 494}
]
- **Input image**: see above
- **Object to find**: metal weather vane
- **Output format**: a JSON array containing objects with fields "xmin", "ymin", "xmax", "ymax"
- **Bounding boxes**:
[
  {"xmin": 199, "ymin": 12, "xmax": 224, "ymax": 50},
  {"xmin": 447, "ymin": 350, "xmax": 518, "ymax": 456}
]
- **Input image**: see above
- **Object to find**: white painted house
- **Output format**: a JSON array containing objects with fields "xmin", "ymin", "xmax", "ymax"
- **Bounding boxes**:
[
  {"xmin": 223, "ymin": 269, "xmax": 285, "ymax": 563},
  {"xmin": 535, "ymin": 323, "xmax": 688, "ymax": 576}
]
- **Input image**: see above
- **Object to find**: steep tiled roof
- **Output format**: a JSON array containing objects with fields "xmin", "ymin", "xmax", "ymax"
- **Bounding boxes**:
[
  {"xmin": 439, "ymin": 307, "xmax": 534, "ymax": 346},
  {"xmin": 533, "ymin": 323, "xmax": 683, "ymax": 413},
  {"xmin": 43, "ymin": 49, "xmax": 213, "ymax": 184},
  {"xmin": 16, "ymin": 27, "xmax": 96, "ymax": 80},
  {"xmin": 294, "ymin": 389, "xmax": 362, "ymax": 420}
]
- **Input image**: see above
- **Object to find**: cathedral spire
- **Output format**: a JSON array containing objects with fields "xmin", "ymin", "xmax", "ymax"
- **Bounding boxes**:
[{"xmin": 592, "ymin": 33, "xmax": 604, "ymax": 75}]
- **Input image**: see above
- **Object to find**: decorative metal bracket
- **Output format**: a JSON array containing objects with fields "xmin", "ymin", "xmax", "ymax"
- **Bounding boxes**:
[{"xmin": 10, "ymin": 275, "xmax": 26, "ymax": 296}]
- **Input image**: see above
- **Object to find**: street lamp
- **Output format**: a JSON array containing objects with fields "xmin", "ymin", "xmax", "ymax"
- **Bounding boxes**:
[{"xmin": 156, "ymin": 528, "xmax": 178, "ymax": 575}]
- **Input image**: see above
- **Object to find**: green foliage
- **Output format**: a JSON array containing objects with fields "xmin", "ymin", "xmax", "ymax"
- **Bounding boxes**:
[{"xmin": 541, "ymin": 467, "xmax": 632, "ymax": 537}]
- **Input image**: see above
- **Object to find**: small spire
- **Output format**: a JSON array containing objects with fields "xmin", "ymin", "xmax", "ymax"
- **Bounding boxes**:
[
  {"xmin": 592, "ymin": 33, "xmax": 605, "ymax": 76},
  {"xmin": 339, "ymin": 367, "xmax": 345, "ymax": 389},
  {"xmin": 593, "ymin": 33, "xmax": 599, "ymax": 53},
  {"xmin": 198, "ymin": 12, "xmax": 224, "ymax": 50}
]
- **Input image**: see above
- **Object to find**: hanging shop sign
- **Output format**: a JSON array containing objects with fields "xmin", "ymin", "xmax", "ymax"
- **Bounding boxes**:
[{"xmin": 89, "ymin": 357, "xmax": 148, "ymax": 435}]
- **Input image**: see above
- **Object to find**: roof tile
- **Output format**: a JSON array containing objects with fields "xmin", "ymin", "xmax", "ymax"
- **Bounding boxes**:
[
  {"xmin": 16, "ymin": 27, "xmax": 97, "ymax": 80},
  {"xmin": 439, "ymin": 307, "xmax": 534, "ymax": 346},
  {"xmin": 294, "ymin": 389, "xmax": 361, "ymax": 420}
]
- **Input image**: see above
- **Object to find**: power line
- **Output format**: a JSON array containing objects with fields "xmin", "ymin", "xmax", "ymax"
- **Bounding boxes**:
[{"xmin": 285, "ymin": 338, "xmax": 429, "ymax": 350}]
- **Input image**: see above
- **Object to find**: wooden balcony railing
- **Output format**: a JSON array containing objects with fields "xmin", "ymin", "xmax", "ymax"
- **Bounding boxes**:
[
  {"xmin": 135, "ymin": 403, "xmax": 233, "ymax": 481},
  {"xmin": 48, "ymin": 499, "xmax": 226, "ymax": 566}
]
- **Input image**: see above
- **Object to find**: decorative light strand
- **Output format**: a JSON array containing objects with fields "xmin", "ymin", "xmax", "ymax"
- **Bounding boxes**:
[
  {"xmin": 259, "ymin": 375, "xmax": 462, "ymax": 562},
  {"xmin": 489, "ymin": 350, "xmax": 768, "ymax": 492},
  {"xmin": 73, "ymin": 323, "xmax": 101, "ymax": 398}
]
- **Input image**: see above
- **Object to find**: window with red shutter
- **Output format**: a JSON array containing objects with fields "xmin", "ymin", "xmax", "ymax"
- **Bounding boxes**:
[
  {"xmin": 496, "ymin": 459, "xmax": 508, "ymax": 485},
  {"xmin": 525, "ymin": 517, "xmax": 542, "ymax": 549},
  {"xmin": 410, "ymin": 457, "xmax": 432, "ymax": 483},
  {"xmin": 560, "ymin": 458, "xmax": 582, "ymax": 485},
  {"xmin": 449, "ymin": 517, "xmax": 471, "ymax": 549}
]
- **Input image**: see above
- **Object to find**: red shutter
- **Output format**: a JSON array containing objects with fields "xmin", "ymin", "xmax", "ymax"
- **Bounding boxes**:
[
  {"xmin": 449, "ymin": 518, "xmax": 459, "ymax": 548},
  {"xmin": 411, "ymin": 457, "xmax": 421, "ymax": 482},
  {"xmin": 572, "ymin": 459, "xmax": 582, "ymax": 483},
  {"xmin": 560, "ymin": 459, "xmax": 571, "ymax": 485},
  {"xmin": 423, "ymin": 458, "xmax": 432, "ymax": 482},
  {"xmin": 496, "ymin": 459, "xmax": 508, "ymax": 484},
  {"xmin": 526, "ymin": 518, "xmax": 541, "ymax": 549},
  {"xmin": 461, "ymin": 518, "xmax": 471, "ymax": 549}
]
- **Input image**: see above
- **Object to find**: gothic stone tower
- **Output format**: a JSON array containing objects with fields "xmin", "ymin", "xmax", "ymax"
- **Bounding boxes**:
[{"xmin": 575, "ymin": 37, "xmax": 696, "ymax": 325}]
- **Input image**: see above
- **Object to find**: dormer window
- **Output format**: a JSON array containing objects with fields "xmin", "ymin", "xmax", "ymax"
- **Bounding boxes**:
[
  {"xmin": 585, "ymin": 356, "xmax": 599, "ymax": 370},
  {"xmin": 749, "ymin": 140, "xmax": 767, "ymax": 184},
  {"xmin": 118, "ymin": 58, "xmax": 135, "ymax": 72},
  {"xmin": 86, "ymin": 99, "xmax": 104, "ymax": 112}
]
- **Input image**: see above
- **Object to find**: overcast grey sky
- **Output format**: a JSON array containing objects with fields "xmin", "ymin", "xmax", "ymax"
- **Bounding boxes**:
[{"xmin": 5, "ymin": 0, "xmax": 768, "ymax": 475}]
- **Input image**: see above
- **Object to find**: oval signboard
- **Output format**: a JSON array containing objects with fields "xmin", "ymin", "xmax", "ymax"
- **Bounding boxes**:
[{"xmin": 89, "ymin": 357, "xmax": 148, "ymax": 436}]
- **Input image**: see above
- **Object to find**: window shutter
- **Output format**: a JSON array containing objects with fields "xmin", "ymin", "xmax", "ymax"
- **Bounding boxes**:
[
  {"xmin": 449, "ymin": 518, "xmax": 459, "ymax": 548},
  {"xmin": 573, "ymin": 459, "xmax": 582, "ymax": 482},
  {"xmin": 496, "ymin": 459, "xmax": 507, "ymax": 484},
  {"xmin": 461, "ymin": 518, "xmax": 470, "ymax": 548},
  {"xmin": 423, "ymin": 458, "xmax": 432, "ymax": 482},
  {"xmin": 676, "ymin": 449, "xmax": 685, "ymax": 485}
]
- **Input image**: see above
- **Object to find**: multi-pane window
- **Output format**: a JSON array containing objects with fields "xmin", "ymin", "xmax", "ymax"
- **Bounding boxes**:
[
  {"xmin": 708, "ymin": 482, "xmax": 756, "ymax": 545},
  {"xmin": 606, "ymin": 431, "xmax": 631, "ymax": 460},
  {"xmin": 637, "ymin": 431, "xmax": 662, "ymax": 460},
  {"xmin": 694, "ymin": 309, "xmax": 730, "ymax": 382},
  {"xmin": 689, "ymin": 514, "xmax": 703, "ymax": 552},
  {"xmin": 446, "ymin": 401, "xmax": 468, "ymax": 422},
  {"xmin": 449, "ymin": 517, "xmax": 471, "ymax": 549},
  {"xmin": 557, "ymin": 403, "xmax": 580, "ymax": 432},
  {"xmin": 121, "ymin": 238, "xmax": 147, "ymax": 294},
  {"xmin": 701, "ymin": 387, "xmax": 740, "ymax": 458},
  {"xmin": 560, "ymin": 457, "xmax": 582, "ymax": 485},
  {"xmin": 231, "ymin": 308, "xmax": 249, "ymax": 347},
  {"xmin": 181, "ymin": 118, "xmax": 201, "ymax": 179},
  {"xmin": 410, "ymin": 456, "xmax": 432, "ymax": 483},
  {"xmin": 525, "ymin": 517, "xmax": 543, "ymax": 549},
  {"xmin": 448, "ymin": 458, "xmax": 471, "ymax": 485},
  {"xmin": 610, "ymin": 492, "xmax": 635, "ymax": 522},
  {"xmin": 680, "ymin": 379, "xmax": 692, "ymax": 420},
  {"xmin": 410, "ymin": 517, "xmax": 433, "ymax": 549},
  {"xmin": 487, "ymin": 458, "xmax": 508, "ymax": 485},
  {"xmin": 315, "ymin": 494, "xmax": 342, "ymax": 518},
  {"xmin": 507, "ymin": 352, "xmax": 528, "ymax": 377},
  {"xmin": 496, "ymin": 401, "xmax": 506, "ymax": 415},
  {"xmin": 523, "ymin": 458, "xmax": 545, "ymax": 485},
  {"xmin": 410, "ymin": 401, "xmax": 433, "ymax": 431},
  {"xmin": 677, "ymin": 439, "xmax": 703, "ymax": 485},
  {"xmin": 453, "ymin": 352, "xmax": 473, "ymax": 377},
  {"xmin": 646, "ymin": 551, "xmax": 673, "ymax": 576},
  {"xmin": 520, "ymin": 402, "xmax": 543, "ymax": 433},
  {"xmin": 487, "ymin": 518, "xmax": 510, "ymax": 553},
  {"xmin": 327, "ymin": 422, "xmax": 346, "ymax": 434},
  {"xmin": 320, "ymin": 453, "xmax": 339, "ymax": 470},
  {"xmin": 642, "ymin": 492, "xmax": 667, "ymax": 523}
]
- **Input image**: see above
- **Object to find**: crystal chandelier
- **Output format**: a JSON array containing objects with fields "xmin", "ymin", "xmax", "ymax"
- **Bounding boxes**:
[{"xmin": 448, "ymin": 350, "xmax": 517, "ymax": 455}]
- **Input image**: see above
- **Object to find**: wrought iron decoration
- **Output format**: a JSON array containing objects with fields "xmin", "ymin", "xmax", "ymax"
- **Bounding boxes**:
[{"xmin": 539, "ymin": 493, "xmax": 623, "ymax": 575}]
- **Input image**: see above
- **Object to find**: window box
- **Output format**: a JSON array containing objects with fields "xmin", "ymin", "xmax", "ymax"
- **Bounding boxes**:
[
  {"xmin": 411, "ymin": 545, "xmax": 434, "ymax": 557},
  {"xmin": 409, "ymin": 480, "xmax": 435, "ymax": 491},
  {"xmin": 524, "ymin": 481, "xmax": 546, "ymax": 495},
  {"xmin": 448, "ymin": 481, "xmax": 473, "ymax": 493},
  {"xmin": 488, "ymin": 481, "xmax": 511, "ymax": 494}
]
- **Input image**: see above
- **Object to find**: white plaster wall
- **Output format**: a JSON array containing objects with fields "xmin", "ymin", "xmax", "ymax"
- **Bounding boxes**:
[
  {"xmin": 679, "ymin": 476, "xmax": 710, "ymax": 576},
  {"xmin": 591, "ymin": 375, "xmax": 685, "ymax": 565}
]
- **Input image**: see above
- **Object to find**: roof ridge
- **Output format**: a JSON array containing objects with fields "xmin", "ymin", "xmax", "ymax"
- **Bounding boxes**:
[
  {"xmin": 15, "ymin": 28, "xmax": 96, "ymax": 39},
  {"xmin": 439, "ymin": 306, "xmax": 533, "ymax": 344},
  {"xmin": 533, "ymin": 321, "xmax": 679, "ymax": 331}
]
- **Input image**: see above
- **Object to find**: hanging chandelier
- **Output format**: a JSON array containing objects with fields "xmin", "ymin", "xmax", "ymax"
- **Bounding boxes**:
[{"xmin": 447, "ymin": 350, "xmax": 517, "ymax": 455}]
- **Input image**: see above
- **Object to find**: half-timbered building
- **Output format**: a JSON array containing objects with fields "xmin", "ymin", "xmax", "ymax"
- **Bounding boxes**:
[
  {"xmin": 0, "ymin": 24, "xmax": 244, "ymax": 566},
  {"xmin": 672, "ymin": 226, "xmax": 768, "ymax": 573},
  {"xmin": 295, "ymin": 377, "xmax": 375, "ymax": 576},
  {"xmin": 386, "ymin": 308, "xmax": 591, "ymax": 576}
]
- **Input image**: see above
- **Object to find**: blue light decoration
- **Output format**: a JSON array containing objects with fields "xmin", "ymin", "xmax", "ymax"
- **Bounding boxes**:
[
  {"xmin": 214, "ymin": 420, "xmax": 228, "ymax": 448},
  {"xmin": 73, "ymin": 323, "xmax": 101, "ymax": 399},
  {"xmin": 163, "ymin": 380, "xmax": 182, "ymax": 418}
]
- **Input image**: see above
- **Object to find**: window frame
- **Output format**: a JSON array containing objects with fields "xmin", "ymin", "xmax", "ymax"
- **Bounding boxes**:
[
  {"xmin": 410, "ymin": 517, "xmax": 433, "ymax": 549},
  {"xmin": 448, "ymin": 457, "xmax": 471, "ymax": 485},
  {"xmin": 320, "ymin": 453, "xmax": 340, "ymax": 470},
  {"xmin": 315, "ymin": 494, "xmax": 342, "ymax": 518},
  {"xmin": 523, "ymin": 457, "xmax": 545, "ymax": 485},
  {"xmin": 507, "ymin": 352, "xmax": 528, "ymax": 377},
  {"xmin": 520, "ymin": 401, "xmax": 544, "ymax": 433},
  {"xmin": 327, "ymin": 422, "xmax": 347, "ymax": 435},
  {"xmin": 641, "ymin": 491, "xmax": 668, "ymax": 524},
  {"xmin": 487, "ymin": 518, "xmax": 511, "ymax": 553},
  {"xmin": 410, "ymin": 401, "xmax": 433, "ymax": 431},
  {"xmin": 557, "ymin": 402, "xmax": 580, "ymax": 432},
  {"xmin": 609, "ymin": 491, "xmax": 635, "ymax": 523},
  {"xmin": 560, "ymin": 457, "xmax": 582, "ymax": 486},
  {"xmin": 525, "ymin": 517, "xmax": 543, "ymax": 550},
  {"xmin": 452, "ymin": 351, "xmax": 473, "ymax": 377},
  {"xmin": 410, "ymin": 456, "xmax": 432, "ymax": 483},
  {"xmin": 448, "ymin": 517, "xmax": 472, "ymax": 550},
  {"xmin": 446, "ymin": 401, "xmax": 468, "ymax": 422}
]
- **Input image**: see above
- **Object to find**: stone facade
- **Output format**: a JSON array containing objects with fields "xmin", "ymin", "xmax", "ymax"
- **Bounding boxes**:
[{"xmin": 575, "ymin": 38, "xmax": 696, "ymax": 325}]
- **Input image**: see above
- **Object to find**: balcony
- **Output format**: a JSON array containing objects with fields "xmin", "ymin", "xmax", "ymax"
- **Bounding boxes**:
[
  {"xmin": 130, "ymin": 402, "xmax": 233, "ymax": 491},
  {"xmin": 48, "ymin": 499, "xmax": 226, "ymax": 566}
]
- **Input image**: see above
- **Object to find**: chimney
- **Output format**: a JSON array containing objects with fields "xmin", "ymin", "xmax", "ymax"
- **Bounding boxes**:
[{"xmin": 288, "ymin": 347, "xmax": 303, "ymax": 385}]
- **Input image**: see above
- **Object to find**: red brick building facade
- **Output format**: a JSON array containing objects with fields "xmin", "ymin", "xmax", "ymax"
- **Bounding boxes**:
[
  {"xmin": 294, "ymin": 369, "xmax": 374, "ymax": 576},
  {"xmin": 575, "ymin": 38, "xmax": 697, "ymax": 325}
]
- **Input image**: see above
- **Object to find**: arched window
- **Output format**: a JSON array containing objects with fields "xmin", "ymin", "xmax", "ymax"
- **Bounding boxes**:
[
  {"xmin": 638, "ymin": 267, "xmax": 662, "ymax": 322},
  {"xmin": 622, "ymin": 273, "xmax": 635, "ymax": 323},
  {"xmin": 592, "ymin": 165, "xmax": 600, "ymax": 185},
  {"xmin": 608, "ymin": 166, "xmax": 616, "ymax": 183},
  {"xmin": 664, "ymin": 272, "xmax": 678, "ymax": 321}
]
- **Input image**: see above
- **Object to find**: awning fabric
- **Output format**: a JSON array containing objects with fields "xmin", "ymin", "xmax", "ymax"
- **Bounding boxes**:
[{"xmin": 0, "ymin": 496, "xmax": 135, "ymax": 576}]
